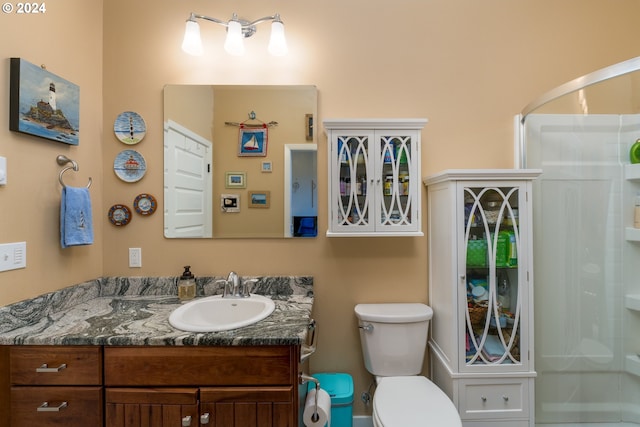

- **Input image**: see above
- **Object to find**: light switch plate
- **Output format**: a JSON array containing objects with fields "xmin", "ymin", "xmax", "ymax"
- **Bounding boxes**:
[
  {"xmin": 0, "ymin": 242, "xmax": 26, "ymax": 272},
  {"xmin": 129, "ymin": 247, "xmax": 141, "ymax": 268}
]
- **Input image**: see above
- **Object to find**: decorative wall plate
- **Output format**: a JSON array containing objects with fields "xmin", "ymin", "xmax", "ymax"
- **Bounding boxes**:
[
  {"xmin": 114, "ymin": 111, "xmax": 146, "ymax": 145},
  {"xmin": 108, "ymin": 204, "xmax": 131, "ymax": 226},
  {"xmin": 133, "ymin": 193, "xmax": 157, "ymax": 216},
  {"xmin": 114, "ymin": 149, "xmax": 147, "ymax": 183}
]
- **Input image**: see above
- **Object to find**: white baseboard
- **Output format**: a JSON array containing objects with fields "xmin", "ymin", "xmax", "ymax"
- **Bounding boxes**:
[{"xmin": 353, "ymin": 415, "xmax": 373, "ymax": 427}]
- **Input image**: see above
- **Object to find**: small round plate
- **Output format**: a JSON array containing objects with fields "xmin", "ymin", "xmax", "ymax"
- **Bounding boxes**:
[
  {"xmin": 108, "ymin": 204, "xmax": 131, "ymax": 226},
  {"xmin": 114, "ymin": 149, "xmax": 147, "ymax": 183},
  {"xmin": 133, "ymin": 193, "xmax": 157, "ymax": 216},
  {"xmin": 114, "ymin": 111, "xmax": 146, "ymax": 145}
]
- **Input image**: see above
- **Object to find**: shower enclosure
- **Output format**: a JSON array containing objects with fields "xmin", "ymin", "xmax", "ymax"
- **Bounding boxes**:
[{"xmin": 518, "ymin": 56, "xmax": 640, "ymax": 426}]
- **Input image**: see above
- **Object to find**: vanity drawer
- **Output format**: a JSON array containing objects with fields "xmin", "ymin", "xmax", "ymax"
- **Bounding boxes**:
[
  {"xmin": 10, "ymin": 346, "xmax": 102, "ymax": 385},
  {"xmin": 458, "ymin": 378, "xmax": 529, "ymax": 420},
  {"xmin": 11, "ymin": 386, "xmax": 103, "ymax": 427},
  {"xmin": 104, "ymin": 345, "xmax": 295, "ymax": 386}
]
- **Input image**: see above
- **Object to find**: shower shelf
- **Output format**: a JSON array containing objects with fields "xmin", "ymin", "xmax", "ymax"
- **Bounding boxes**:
[
  {"xmin": 625, "ymin": 354, "xmax": 640, "ymax": 377},
  {"xmin": 624, "ymin": 294, "xmax": 640, "ymax": 311},
  {"xmin": 624, "ymin": 164, "xmax": 640, "ymax": 180},
  {"xmin": 625, "ymin": 227, "xmax": 640, "ymax": 241}
]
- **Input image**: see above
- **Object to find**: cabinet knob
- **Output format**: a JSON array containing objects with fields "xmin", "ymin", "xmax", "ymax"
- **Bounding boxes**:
[
  {"xmin": 200, "ymin": 412, "xmax": 211, "ymax": 424},
  {"xmin": 503, "ymin": 395, "xmax": 509, "ymax": 402},
  {"xmin": 182, "ymin": 415, "xmax": 192, "ymax": 426},
  {"xmin": 481, "ymin": 396, "xmax": 487, "ymax": 402},
  {"xmin": 36, "ymin": 363, "xmax": 67, "ymax": 373},
  {"xmin": 37, "ymin": 401, "xmax": 68, "ymax": 412}
]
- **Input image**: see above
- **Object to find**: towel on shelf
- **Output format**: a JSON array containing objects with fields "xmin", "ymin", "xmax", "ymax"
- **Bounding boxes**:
[{"xmin": 60, "ymin": 186, "xmax": 94, "ymax": 248}]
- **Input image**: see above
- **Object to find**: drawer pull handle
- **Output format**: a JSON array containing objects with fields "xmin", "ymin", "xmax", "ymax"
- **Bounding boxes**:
[
  {"xmin": 36, "ymin": 363, "xmax": 67, "ymax": 373},
  {"xmin": 200, "ymin": 412, "xmax": 210, "ymax": 424},
  {"xmin": 37, "ymin": 401, "xmax": 68, "ymax": 412},
  {"xmin": 481, "ymin": 396, "xmax": 487, "ymax": 402},
  {"xmin": 503, "ymin": 395, "xmax": 509, "ymax": 402},
  {"xmin": 182, "ymin": 415, "xmax": 192, "ymax": 427}
]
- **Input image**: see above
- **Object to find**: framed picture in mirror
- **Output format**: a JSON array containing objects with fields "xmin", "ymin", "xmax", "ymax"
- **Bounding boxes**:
[
  {"xmin": 249, "ymin": 191, "xmax": 270, "ymax": 208},
  {"xmin": 225, "ymin": 172, "xmax": 246, "ymax": 189}
]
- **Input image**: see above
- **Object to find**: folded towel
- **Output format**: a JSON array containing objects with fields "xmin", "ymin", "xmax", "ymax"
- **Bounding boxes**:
[{"xmin": 60, "ymin": 186, "xmax": 94, "ymax": 248}]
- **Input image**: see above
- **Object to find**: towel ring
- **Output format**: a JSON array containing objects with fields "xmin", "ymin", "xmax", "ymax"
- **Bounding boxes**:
[{"xmin": 57, "ymin": 155, "xmax": 92, "ymax": 189}]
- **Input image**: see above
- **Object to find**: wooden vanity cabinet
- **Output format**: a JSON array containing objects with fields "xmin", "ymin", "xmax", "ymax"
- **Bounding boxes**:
[
  {"xmin": 103, "ymin": 345, "xmax": 299, "ymax": 427},
  {"xmin": 8, "ymin": 346, "xmax": 103, "ymax": 427},
  {"xmin": 2, "ymin": 345, "xmax": 300, "ymax": 427}
]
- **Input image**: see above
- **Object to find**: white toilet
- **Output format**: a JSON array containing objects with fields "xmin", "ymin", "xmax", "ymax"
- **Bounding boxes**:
[{"xmin": 354, "ymin": 303, "xmax": 461, "ymax": 427}]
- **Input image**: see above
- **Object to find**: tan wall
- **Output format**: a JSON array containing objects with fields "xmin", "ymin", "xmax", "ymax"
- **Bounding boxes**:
[
  {"xmin": 0, "ymin": 1, "xmax": 104, "ymax": 299},
  {"xmin": 3, "ymin": 0, "xmax": 640, "ymax": 417}
]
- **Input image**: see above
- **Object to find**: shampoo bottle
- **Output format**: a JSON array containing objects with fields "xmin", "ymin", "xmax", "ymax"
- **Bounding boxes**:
[{"xmin": 178, "ymin": 265, "xmax": 196, "ymax": 301}]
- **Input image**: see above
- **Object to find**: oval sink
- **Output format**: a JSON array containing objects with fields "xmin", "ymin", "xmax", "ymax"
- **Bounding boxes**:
[{"xmin": 169, "ymin": 294, "xmax": 276, "ymax": 332}]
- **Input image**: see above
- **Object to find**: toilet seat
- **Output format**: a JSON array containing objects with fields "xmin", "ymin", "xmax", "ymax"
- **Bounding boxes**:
[{"xmin": 373, "ymin": 376, "xmax": 461, "ymax": 427}]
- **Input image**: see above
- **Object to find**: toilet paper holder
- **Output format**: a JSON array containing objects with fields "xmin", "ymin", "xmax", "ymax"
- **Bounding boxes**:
[
  {"xmin": 299, "ymin": 319, "xmax": 321, "ymax": 422},
  {"xmin": 299, "ymin": 373, "xmax": 321, "ymax": 422}
]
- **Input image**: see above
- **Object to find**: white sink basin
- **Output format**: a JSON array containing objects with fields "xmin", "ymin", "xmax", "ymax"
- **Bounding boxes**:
[{"xmin": 169, "ymin": 294, "xmax": 276, "ymax": 332}]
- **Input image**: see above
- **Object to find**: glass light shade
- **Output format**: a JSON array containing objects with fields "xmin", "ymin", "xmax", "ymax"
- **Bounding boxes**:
[
  {"xmin": 182, "ymin": 20, "xmax": 204, "ymax": 56},
  {"xmin": 224, "ymin": 20, "xmax": 245, "ymax": 56},
  {"xmin": 268, "ymin": 21, "xmax": 288, "ymax": 56}
]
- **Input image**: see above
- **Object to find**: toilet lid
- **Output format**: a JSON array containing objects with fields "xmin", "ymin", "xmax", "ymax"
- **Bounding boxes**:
[{"xmin": 373, "ymin": 377, "xmax": 461, "ymax": 427}]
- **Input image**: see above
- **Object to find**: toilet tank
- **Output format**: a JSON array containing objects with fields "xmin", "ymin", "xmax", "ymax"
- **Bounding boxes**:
[{"xmin": 354, "ymin": 303, "xmax": 433, "ymax": 377}]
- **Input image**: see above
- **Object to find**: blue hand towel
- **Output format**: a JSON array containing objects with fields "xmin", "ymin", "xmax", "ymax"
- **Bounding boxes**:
[{"xmin": 60, "ymin": 186, "xmax": 94, "ymax": 248}]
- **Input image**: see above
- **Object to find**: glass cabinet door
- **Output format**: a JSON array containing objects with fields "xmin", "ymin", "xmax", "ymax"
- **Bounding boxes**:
[
  {"xmin": 375, "ymin": 133, "xmax": 418, "ymax": 231},
  {"xmin": 462, "ymin": 185, "xmax": 523, "ymax": 368},
  {"xmin": 334, "ymin": 132, "xmax": 374, "ymax": 232}
]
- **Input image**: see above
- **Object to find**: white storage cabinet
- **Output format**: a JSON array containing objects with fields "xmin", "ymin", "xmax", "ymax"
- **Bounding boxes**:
[
  {"xmin": 324, "ymin": 119, "xmax": 427, "ymax": 237},
  {"xmin": 424, "ymin": 169, "xmax": 540, "ymax": 427}
]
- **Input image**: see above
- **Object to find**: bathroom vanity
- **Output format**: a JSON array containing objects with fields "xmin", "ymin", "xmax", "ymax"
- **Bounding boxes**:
[{"xmin": 0, "ymin": 276, "xmax": 314, "ymax": 427}]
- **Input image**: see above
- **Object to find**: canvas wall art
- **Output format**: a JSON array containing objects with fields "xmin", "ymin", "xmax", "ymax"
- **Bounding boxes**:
[{"xmin": 9, "ymin": 58, "xmax": 80, "ymax": 145}]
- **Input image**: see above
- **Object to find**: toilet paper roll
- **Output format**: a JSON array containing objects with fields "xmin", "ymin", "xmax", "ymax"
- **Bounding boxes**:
[{"xmin": 303, "ymin": 387, "xmax": 331, "ymax": 427}]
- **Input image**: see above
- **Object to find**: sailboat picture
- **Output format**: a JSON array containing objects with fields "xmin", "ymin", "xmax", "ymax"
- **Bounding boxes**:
[{"xmin": 238, "ymin": 127, "xmax": 268, "ymax": 157}]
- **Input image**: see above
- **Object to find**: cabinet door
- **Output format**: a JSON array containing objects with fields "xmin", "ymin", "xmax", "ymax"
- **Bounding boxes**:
[
  {"xmin": 460, "ymin": 182, "xmax": 530, "ymax": 372},
  {"xmin": 373, "ymin": 130, "xmax": 420, "ymax": 233},
  {"xmin": 105, "ymin": 388, "xmax": 199, "ymax": 427},
  {"xmin": 329, "ymin": 129, "xmax": 375, "ymax": 233},
  {"xmin": 201, "ymin": 386, "xmax": 294, "ymax": 427}
]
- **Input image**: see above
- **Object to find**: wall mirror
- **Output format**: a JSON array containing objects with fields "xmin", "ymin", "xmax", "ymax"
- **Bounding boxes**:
[{"xmin": 164, "ymin": 85, "xmax": 317, "ymax": 239}]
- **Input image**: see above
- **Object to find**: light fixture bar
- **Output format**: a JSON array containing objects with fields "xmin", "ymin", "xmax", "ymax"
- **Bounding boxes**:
[{"xmin": 182, "ymin": 12, "xmax": 288, "ymax": 56}]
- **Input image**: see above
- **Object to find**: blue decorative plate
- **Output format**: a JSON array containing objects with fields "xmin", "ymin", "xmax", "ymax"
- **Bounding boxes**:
[
  {"xmin": 133, "ymin": 193, "xmax": 157, "ymax": 216},
  {"xmin": 114, "ymin": 149, "xmax": 146, "ymax": 183},
  {"xmin": 114, "ymin": 111, "xmax": 146, "ymax": 145},
  {"xmin": 108, "ymin": 204, "xmax": 131, "ymax": 226}
]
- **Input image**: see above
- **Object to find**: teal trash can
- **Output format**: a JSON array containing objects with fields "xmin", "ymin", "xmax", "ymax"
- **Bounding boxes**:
[{"xmin": 307, "ymin": 372, "xmax": 353, "ymax": 427}]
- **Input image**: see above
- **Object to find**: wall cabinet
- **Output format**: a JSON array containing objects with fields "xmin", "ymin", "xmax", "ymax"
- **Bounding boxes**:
[
  {"xmin": 424, "ymin": 169, "xmax": 540, "ymax": 427},
  {"xmin": 3, "ymin": 345, "xmax": 299, "ymax": 427},
  {"xmin": 324, "ymin": 119, "xmax": 427, "ymax": 236}
]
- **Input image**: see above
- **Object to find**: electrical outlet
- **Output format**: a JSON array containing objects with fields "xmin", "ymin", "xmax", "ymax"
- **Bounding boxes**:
[
  {"xmin": 0, "ymin": 242, "xmax": 26, "ymax": 272},
  {"xmin": 129, "ymin": 248, "xmax": 142, "ymax": 268}
]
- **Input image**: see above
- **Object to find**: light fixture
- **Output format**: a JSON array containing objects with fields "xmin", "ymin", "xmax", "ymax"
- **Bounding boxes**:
[{"xmin": 182, "ymin": 12, "xmax": 288, "ymax": 57}]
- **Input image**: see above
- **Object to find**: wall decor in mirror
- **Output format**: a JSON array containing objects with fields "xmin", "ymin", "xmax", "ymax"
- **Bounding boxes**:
[
  {"xmin": 163, "ymin": 85, "xmax": 318, "ymax": 239},
  {"xmin": 10, "ymin": 58, "xmax": 80, "ymax": 145}
]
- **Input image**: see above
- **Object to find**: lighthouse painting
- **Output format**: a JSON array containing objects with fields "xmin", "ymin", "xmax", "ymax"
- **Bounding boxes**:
[{"xmin": 9, "ymin": 58, "xmax": 80, "ymax": 145}]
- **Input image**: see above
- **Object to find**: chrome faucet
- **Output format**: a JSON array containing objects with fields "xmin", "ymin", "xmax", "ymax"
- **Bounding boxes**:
[{"xmin": 227, "ymin": 271, "xmax": 240, "ymax": 297}]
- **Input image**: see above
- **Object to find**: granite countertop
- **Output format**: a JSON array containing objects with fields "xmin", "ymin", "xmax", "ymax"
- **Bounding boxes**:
[{"xmin": 0, "ymin": 276, "xmax": 314, "ymax": 346}]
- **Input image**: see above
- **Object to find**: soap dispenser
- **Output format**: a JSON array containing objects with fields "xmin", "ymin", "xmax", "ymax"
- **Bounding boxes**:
[{"xmin": 178, "ymin": 265, "xmax": 196, "ymax": 301}]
